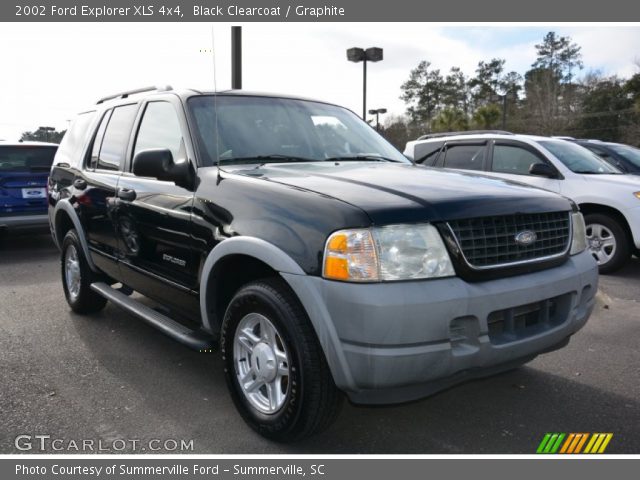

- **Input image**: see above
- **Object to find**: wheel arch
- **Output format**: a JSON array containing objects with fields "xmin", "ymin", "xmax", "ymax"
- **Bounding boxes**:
[
  {"xmin": 53, "ymin": 201, "xmax": 98, "ymax": 272},
  {"xmin": 199, "ymin": 237, "xmax": 305, "ymax": 336},
  {"xmin": 578, "ymin": 203, "xmax": 634, "ymax": 246}
]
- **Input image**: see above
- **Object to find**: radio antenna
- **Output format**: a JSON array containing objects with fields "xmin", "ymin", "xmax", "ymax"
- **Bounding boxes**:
[{"xmin": 211, "ymin": 25, "xmax": 222, "ymax": 178}]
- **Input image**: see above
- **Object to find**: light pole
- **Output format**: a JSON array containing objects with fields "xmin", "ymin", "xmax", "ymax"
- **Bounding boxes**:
[
  {"xmin": 347, "ymin": 47, "xmax": 383, "ymax": 120},
  {"xmin": 495, "ymin": 87, "xmax": 507, "ymax": 130},
  {"xmin": 368, "ymin": 108, "xmax": 387, "ymax": 131}
]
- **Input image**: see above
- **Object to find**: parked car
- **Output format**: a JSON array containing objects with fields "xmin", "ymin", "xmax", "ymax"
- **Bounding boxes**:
[
  {"xmin": 405, "ymin": 132, "xmax": 640, "ymax": 273},
  {"xmin": 572, "ymin": 139, "xmax": 640, "ymax": 175},
  {"xmin": 49, "ymin": 88, "xmax": 597, "ymax": 441},
  {"xmin": 0, "ymin": 141, "xmax": 58, "ymax": 234}
]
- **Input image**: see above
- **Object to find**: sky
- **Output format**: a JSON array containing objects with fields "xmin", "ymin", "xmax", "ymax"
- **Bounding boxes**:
[{"xmin": 1, "ymin": 23, "xmax": 639, "ymax": 141}]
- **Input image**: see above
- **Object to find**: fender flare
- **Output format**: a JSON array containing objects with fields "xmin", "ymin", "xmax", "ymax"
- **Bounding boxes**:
[
  {"xmin": 199, "ymin": 236, "xmax": 356, "ymax": 390},
  {"xmin": 53, "ymin": 200, "xmax": 99, "ymax": 272},
  {"xmin": 199, "ymin": 236, "xmax": 305, "ymax": 333}
]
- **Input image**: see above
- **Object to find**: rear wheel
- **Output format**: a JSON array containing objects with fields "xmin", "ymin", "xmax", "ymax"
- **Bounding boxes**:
[
  {"xmin": 221, "ymin": 278, "xmax": 343, "ymax": 442},
  {"xmin": 584, "ymin": 213, "xmax": 630, "ymax": 274},
  {"xmin": 61, "ymin": 229, "xmax": 107, "ymax": 314}
]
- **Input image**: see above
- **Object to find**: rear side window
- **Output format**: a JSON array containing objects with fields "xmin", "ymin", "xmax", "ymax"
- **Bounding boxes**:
[
  {"xmin": 89, "ymin": 110, "xmax": 112, "ymax": 169},
  {"xmin": 0, "ymin": 146, "xmax": 57, "ymax": 172},
  {"xmin": 54, "ymin": 111, "xmax": 96, "ymax": 168},
  {"xmin": 491, "ymin": 144, "xmax": 545, "ymax": 175},
  {"xmin": 442, "ymin": 144, "xmax": 485, "ymax": 170},
  {"xmin": 95, "ymin": 104, "xmax": 138, "ymax": 171}
]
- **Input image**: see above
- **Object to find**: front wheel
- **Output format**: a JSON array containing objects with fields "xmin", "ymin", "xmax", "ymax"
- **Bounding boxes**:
[
  {"xmin": 584, "ymin": 213, "xmax": 630, "ymax": 274},
  {"xmin": 221, "ymin": 278, "xmax": 343, "ymax": 442}
]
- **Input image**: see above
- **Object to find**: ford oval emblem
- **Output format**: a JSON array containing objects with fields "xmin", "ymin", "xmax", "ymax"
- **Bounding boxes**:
[{"xmin": 515, "ymin": 230, "xmax": 537, "ymax": 246}]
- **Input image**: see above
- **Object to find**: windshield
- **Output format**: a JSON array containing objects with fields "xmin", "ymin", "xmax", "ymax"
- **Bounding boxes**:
[
  {"xmin": 0, "ymin": 146, "xmax": 57, "ymax": 172},
  {"xmin": 188, "ymin": 95, "xmax": 409, "ymax": 166},
  {"xmin": 609, "ymin": 144, "xmax": 640, "ymax": 168},
  {"xmin": 538, "ymin": 140, "xmax": 620, "ymax": 174}
]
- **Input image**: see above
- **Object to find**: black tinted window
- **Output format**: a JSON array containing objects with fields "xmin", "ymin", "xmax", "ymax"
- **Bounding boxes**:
[
  {"xmin": 96, "ymin": 104, "xmax": 138, "ymax": 171},
  {"xmin": 443, "ymin": 144, "xmax": 484, "ymax": 170},
  {"xmin": 492, "ymin": 144, "xmax": 544, "ymax": 175},
  {"xmin": 0, "ymin": 146, "xmax": 57, "ymax": 172},
  {"xmin": 134, "ymin": 102, "xmax": 184, "ymax": 161},
  {"xmin": 89, "ymin": 110, "xmax": 112, "ymax": 169}
]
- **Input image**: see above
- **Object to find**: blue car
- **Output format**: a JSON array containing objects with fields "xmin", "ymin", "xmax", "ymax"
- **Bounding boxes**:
[{"xmin": 0, "ymin": 141, "xmax": 58, "ymax": 233}]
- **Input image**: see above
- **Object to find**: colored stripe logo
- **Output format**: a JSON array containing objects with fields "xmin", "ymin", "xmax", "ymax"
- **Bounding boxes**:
[{"xmin": 537, "ymin": 433, "xmax": 613, "ymax": 454}]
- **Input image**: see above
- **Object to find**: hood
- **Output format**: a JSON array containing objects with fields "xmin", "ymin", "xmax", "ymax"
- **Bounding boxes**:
[
  {"xmin": 225, "ymin": 162, "xmax": 572, "ymax": 224},
  {"xmin": 581, "ymin": 173, "xmax": 640, "ymax": 189}
]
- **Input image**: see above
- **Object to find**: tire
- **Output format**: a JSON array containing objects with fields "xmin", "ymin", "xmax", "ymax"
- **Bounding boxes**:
[
  {"xmin": 61, "ymin": 229, "xmax": 107, "ymax": 314},
  {"xmin": 221, "ymin": 278, "xmax": 343, "ymax": 442},
  {"xmin": 584, "ymin": 213, "xmax": 630, "ymax": 274}
]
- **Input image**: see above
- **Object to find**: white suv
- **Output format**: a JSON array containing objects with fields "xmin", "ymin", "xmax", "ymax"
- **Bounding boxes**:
[{"xmin": 404, "ymin": 132, "xmax": 640, "ymax": 273}]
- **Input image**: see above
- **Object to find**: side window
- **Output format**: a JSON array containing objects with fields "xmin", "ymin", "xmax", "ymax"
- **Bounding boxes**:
[
  {"xmin": 89, "ymin": 110, "xmax": 112, "ymax": 169},
  {"xmin": 492, "ymin": 144, "xmax": 544, "ymax": 175},
  {"xmin": 414, "ymin": 141, "xmax": 443, "ymax": 165},
  {"xmin": 96, "ymin": 104, "xmax": 138, "ymax": 171},
  {"xmin": 134, "ymin": 102, "xmax": 184, "ymax": 162},
  {"xmin": 443, "ymin": 144, "xmax": 485, "ymax": 170}
]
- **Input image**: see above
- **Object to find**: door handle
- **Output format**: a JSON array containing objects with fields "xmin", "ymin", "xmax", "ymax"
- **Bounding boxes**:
[
  {"xmin": 117, "ymin": 188, "xmax": 137, "ymax": 201},
  {"xmin": 73, "ymin": 178, "xmax": 87, "ymax": 190}
]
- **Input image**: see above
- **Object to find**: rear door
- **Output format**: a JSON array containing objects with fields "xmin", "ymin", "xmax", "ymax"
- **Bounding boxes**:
[
  {"xmin": 79, "ymin": 103, "xmax": 138, "ymax": 279},
  {"xmin": 486, "ymin": 140, "xmax": 562, "ymax": 193},
  {"xmin": 0, "ymin": 145, "xmax": 57, "ymax": 218},
  {"xmin": 115, "ymin": 98, "xmax": 199, "ymax": 316}
]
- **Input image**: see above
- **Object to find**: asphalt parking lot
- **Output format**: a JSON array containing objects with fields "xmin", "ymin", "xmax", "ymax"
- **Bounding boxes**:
[{"xmin": 1, "ymin": 233, "xmax": 638, "ymax": 454}]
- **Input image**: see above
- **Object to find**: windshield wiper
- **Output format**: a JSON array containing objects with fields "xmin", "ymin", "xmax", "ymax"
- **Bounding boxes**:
[
  {"xmin": 324, "ymin": 155, "xmax": 398, "ymax": 163},
  {"xmin": 220, "ymin": 154, "xmax": 318, "ymax": 165},
  {"xmin": 573, "ymin": 170, "xmax": 619, "ymax": 175}
]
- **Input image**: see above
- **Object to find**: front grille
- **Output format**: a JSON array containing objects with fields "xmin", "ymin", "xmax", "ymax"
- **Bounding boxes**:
[{"xmin": 448, "ymin": 211, "xmax": 571, "ymax": 269}]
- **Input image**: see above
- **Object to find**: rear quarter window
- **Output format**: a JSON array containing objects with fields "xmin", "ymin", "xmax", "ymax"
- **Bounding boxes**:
[{"xmin": 54, "ymin": 111, "xmax": 97, "ymax": 168}]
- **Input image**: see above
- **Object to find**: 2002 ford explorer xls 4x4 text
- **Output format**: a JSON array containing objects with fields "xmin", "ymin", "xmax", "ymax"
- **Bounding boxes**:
[{"xmin": 48, "ymin": 87, "xmax": 598, "ymax": 441}]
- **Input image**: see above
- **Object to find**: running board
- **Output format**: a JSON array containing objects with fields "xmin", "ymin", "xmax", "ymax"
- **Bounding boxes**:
[{"xmin": 90, "ymin": 282, "xmax": 215, "ymax": 351}]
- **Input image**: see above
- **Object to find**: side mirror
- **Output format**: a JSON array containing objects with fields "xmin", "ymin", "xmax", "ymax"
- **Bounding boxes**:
[
  {"xmin": 132, "ymin": 148, "xmax": 192, "ymax": 189},
  {"xmin": 529, "ymin": 162, "xmax": 557, "ymax": 178}
]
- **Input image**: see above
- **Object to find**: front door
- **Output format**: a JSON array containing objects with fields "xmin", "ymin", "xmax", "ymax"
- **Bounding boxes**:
[
  {"xmin": 115, "ymin": 99, "xmax": 199, "ymax": 317},
  {"xmin": 486, "ymin": 141, "xmax": 562, "ymax": 194}
]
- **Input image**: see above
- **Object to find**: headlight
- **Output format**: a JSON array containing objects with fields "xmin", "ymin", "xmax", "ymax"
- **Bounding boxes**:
[
  {"xmin": 323, "ymin": 224, "xmax": 455, "ymax": 282},
  {"xmin": 570, "ymin": 212, "xmax": 587, "ymax": 255}
]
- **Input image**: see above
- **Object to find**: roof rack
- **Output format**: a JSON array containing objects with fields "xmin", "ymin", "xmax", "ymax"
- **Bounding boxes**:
[
  {"xmin": 417, "ymin": 130, "xmax": 513, "ymax": 141},
  {"xmin": 96, "ymin": 85, "xmax": 173, "ymax": 104}
]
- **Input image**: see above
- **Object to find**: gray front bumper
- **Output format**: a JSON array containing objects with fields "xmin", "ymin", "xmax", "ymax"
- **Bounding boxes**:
[
  {"xmin": 0, "ymin": 214, "xmax": 49, "ymax": 230},
  {"xmin": 282, "ymin": 250, "xmax": 598, "ymax": 405}
]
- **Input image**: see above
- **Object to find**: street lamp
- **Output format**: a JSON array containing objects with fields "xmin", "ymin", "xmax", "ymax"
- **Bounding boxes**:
[
  {"xmin": 368, "ymin": 108, "xmax": 387, "ymax": 131},
  {"xmin": 38, "ymin": 126, "xmax": 55, "ymax": 143},
  {"xmin": 347, "ymin": 47, "xmax": 383, "ymax": 120}
]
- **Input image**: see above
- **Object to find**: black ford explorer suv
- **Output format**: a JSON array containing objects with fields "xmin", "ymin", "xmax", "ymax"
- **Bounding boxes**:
[{"xmin": 49, "ymin": 87, "xmax": 598, "ymax": 441}]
